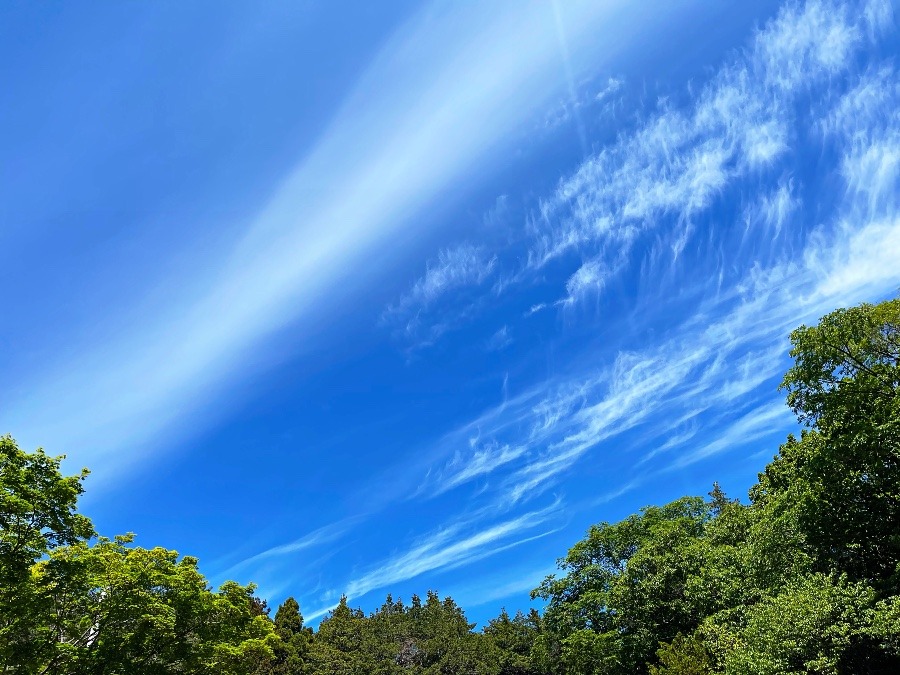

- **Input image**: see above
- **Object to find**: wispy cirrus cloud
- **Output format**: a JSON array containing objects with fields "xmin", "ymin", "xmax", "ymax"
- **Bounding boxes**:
[
  {"xmin": 383, "ymin": 244, "xmax": 498, "ymax": 348},
  {"xmin": 403, "ymin": 0, "xmax": 899, "ymax": 507},
  {"xmin": 245, "ymin": 0, "xmax": 897, "ymax": 623},
  {"xmin": 485, "ymin": 325, "xmax": 513, "ymax": 352},
  {"xmin": 4, "ymin": 0, "xmax": 657, "ymax": 477},
  {"xmin": 435, "ymin": 439, "xmax": 528, "ymax": 496},
  {"xmin": 424, "ymin": 208, "xmax": 898, "ymax": 506},
  {"xmin": 668, "ymin": 400, "xmax": 794, "ymax": 469},
  {"xmin": 393, "ymin": 0, "xmax": 894, "ymax": 330},
  {"xmin": 744, "ymin": 179, "xmax": 801, "ymax": 239},
  {"xmin": 386, "ymin": 245, "xmax": 497, "ymax": 318},
  {"xmin": 523, "ymin": 0, "xmax": 888, "ymax": 283},
  {"xmin": 562, "ymin": 259, "xmax": 611, "ymax": 305},
  {"xmin": 303, "ymin": 500, "xmax": 562, "ymax": 620},
  {"xmin": 212, "ymin": 519, "xmax": 353, "ymax": 582},
  {"xmin": 448, "ymin": 564, "xmax": 557, "ymax": 609}
]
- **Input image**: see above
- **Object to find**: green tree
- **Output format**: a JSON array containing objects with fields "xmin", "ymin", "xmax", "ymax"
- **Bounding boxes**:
[
  {"xmin": 778, "ymin": 298, "xmax": 900, "ymax": 583},
  {"xmin": 309, "ymin": 596, "xmax": 374, "ymax": 674},
  {"xmin": 483, "ymin": 609, "xmax": 541, "ymax": 674},
  {"xmin": 407, "ymin": 591, "xmax": 497, "ymax": 674},
  {"xmin": 33, "ymin": 534, "xmax": 276, "ymax": 674},
  {"xmin": 0, "ymin": 436, "xmax": 94, "ymax": 672},
  {"xmin": 648, "ymin": 634, "xmax": 711, "ymax": 675},
  {"xmin": 271, "ymin": 597, "xmax": 313, "ymax": 674},
  {"xmin": 532, "ymin": 497, "xmax": 714, "ymax": 674},
  {"xmin": 719, "ymin": 573, "xmax": 874, "ymax": 674}
]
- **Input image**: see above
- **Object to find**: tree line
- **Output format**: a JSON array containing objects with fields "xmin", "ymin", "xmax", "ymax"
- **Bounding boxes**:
[{"xmin": 2, "ymin": 297, "xmax": 899, "ymax": 673}]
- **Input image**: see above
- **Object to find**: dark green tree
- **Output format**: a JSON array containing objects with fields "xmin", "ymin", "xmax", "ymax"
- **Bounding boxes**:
[
  {"xmin": 309, "ymin": 596, "xmax": 374, "ymax": 674},
  {"xmin": 270, "ymin": 597, "xmax": 313, "ymax": 674},
  {"xmin": 483, "ymin": 609, "xmax": 541, "ymax": 674}
]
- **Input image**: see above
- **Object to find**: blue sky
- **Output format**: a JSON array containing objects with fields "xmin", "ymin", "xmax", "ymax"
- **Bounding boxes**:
[{"xmin": 2, "ymin": 0, "xmax": 898, "ymax": 625}]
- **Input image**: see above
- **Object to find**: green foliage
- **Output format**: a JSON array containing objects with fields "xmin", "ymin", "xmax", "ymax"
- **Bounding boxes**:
[
  {"xmin": 305, "ymin": 591, "xmax": 503, "ymax": 674},
  {"xmin": 532, "ymin": 497, "xmax": 716, "ymax": 673},
  {"xmin": 778, "ymin": 299, "xmax": 900, "ymax": 583},
  {"xmin": 483, "ymin": 609, "xmax": 542, "ymax": 674},
  {"xmin": 527, "ymin": 298, "xmax": 900, "ymax": 673},
  {"xmin": 648, "ymin": 634, "xmax": 712, "ymax": 675},
  {"xmin": 31, "ymin": 536, "xmax": 277, "ymax": 674},
  {"xmin": 0, "ymin": 436, "xmax": 94, "ymax": 672},
  {"xmin": 715, "ymin": 573, "xmax": 873, "ymax": 674},
  {"xmin": 270, "ymin": 596, "xmax": 313, "ymax": 674},
  {"xmin": 866, "ymin": 594, "xmax": 900, "ymax": 656},
  {"xmin": 0, "ymin": 436, "xmax": 275, "ymax": 674},
  {"xmin": 308, "ymin": 596, "xmax": 373, "ymax": 673}
]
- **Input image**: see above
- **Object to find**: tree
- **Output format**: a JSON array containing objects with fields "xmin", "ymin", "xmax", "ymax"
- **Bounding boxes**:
[
  {"xmin": 648, "ymin": 635, "xmax": 711, "ymax": 675},
  {"xmin": 271, "ymin": 597, "xmax": 312, "ymax": 674},
  {"xmin": 33, "ymin": 534, "xmax": 277, "ymax": 674},
  {"xmin": 309, "ymin": 596, "xmax": 374, "ymax": 674},
  {"xmin": 719, "ymin": 573, "xmax": 874, "ymax": 674},
  {"xmin": 0, "ymin": 436, "xmax": 94, "ymax": 672},
  {"xmin": 483, "ymin": 609, "xmax": 541, "ymax": 674},
  {"xmin": 532, "ymin": 497, "xmax": 715, "ymax": 674},
  {"xmin": 777, "ymin": 298, "xmax": 900, "ymax": 583}
]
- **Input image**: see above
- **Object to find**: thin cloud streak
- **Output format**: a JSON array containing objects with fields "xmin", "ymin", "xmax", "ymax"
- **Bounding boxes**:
[
  {"xmin": 214, "ymin": 520, "xmax": 353, "ymax": 581},
  {"xmin": 3, "ymin": 0, "xmax": 646, "ymax": 478},
  {"xmin": 302, "ymin": 501, "xmax": 563, "ymax": 621}
]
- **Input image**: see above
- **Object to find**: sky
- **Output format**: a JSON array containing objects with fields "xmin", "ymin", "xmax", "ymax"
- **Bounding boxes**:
[{"xmin": 1, "ymin": 0, "xmax": 898, "ymax": 625}]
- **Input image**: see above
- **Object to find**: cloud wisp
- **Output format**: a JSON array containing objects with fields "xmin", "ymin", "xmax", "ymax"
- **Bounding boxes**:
[
  {"xmin": 302, "ymin": 500, "xmax": 563, "ymax": 621},
  {"xmin": 3, "ymin": 0, "xmax": 652, "ymax": 479},
  {"xmin": 212, "ymin": 519, "xmax": 354, "ymax": 583},
  {"xmin": 400, "ymin": 0, "xmax": 899, "ymax": 506},
  {"xmin": 383, "ymin": 245, "xmax": 498, "ymax": 348}
]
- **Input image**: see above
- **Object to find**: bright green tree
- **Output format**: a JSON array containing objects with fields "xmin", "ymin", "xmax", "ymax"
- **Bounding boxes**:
[
  {"xmin": 648, "ymin": 634, "xmax": 711, "ymax": 675},
  {"xmin": 33, "ymin": 534, "xmax": 277, "ymax": 674},
  {"xmin": 532, "ymin": 497, "xmax": 715, "ymax": 673},
  {"xmin": 0, "ymin": 436, "xmax": 94, "ymax": 672}
]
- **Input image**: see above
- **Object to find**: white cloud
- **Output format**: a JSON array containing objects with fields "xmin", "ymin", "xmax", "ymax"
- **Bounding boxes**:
[
  {"xmin": 562, "ymin": 259, "xmax": 608, "ymax": 304},
  {"xmin": 382, "ymin": 0, "xmax": 896, "ymax": 358},
  {"xmin": 449, "ymin": 564, "xmax": 556, "ymax": 609},
  {"xmin": 522, "ymin": 0, "xmax": 890, "ymax": 287},
  {"xmin": 486, "ymin": 325, "xmax": 513, "ymax": 352},
  {"xmin": 338, "ymin": 501, "xmax": 561, "ymax": 605},
  {"xmin": 668, "ymin": 401, "xmax": 794, "ymax": 469},
  {"xmin": 595, "ymin": 76, "xmax": 624, "ymax": 103},
  {"xmin": 525, "ymin": 303, "xmax": 548, "ymax": 317},
  {"xmin": 387, "ymin": 245, "xmax": 497, "ymax": 319},
  {"xmin": 96, "ymin": 0, "xmax": 897, "ymax": 614},
  {"xmin": 744, "ymin": 179, "xmax": 801, "ymax": 238},
  {"xmin": 438, "ymin": 440, "xmax": 528, "ymax": 494},
  {"xmin": 214, "ymin": 520, "xmax": 351, "ymax": 580},
  {"xmin": 274, "ymin": 0, "xmax": 900, "ymax": 611},
  {"xmin": 423, "ymin": 196, "xmax": 900, "ymax": 505}
]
